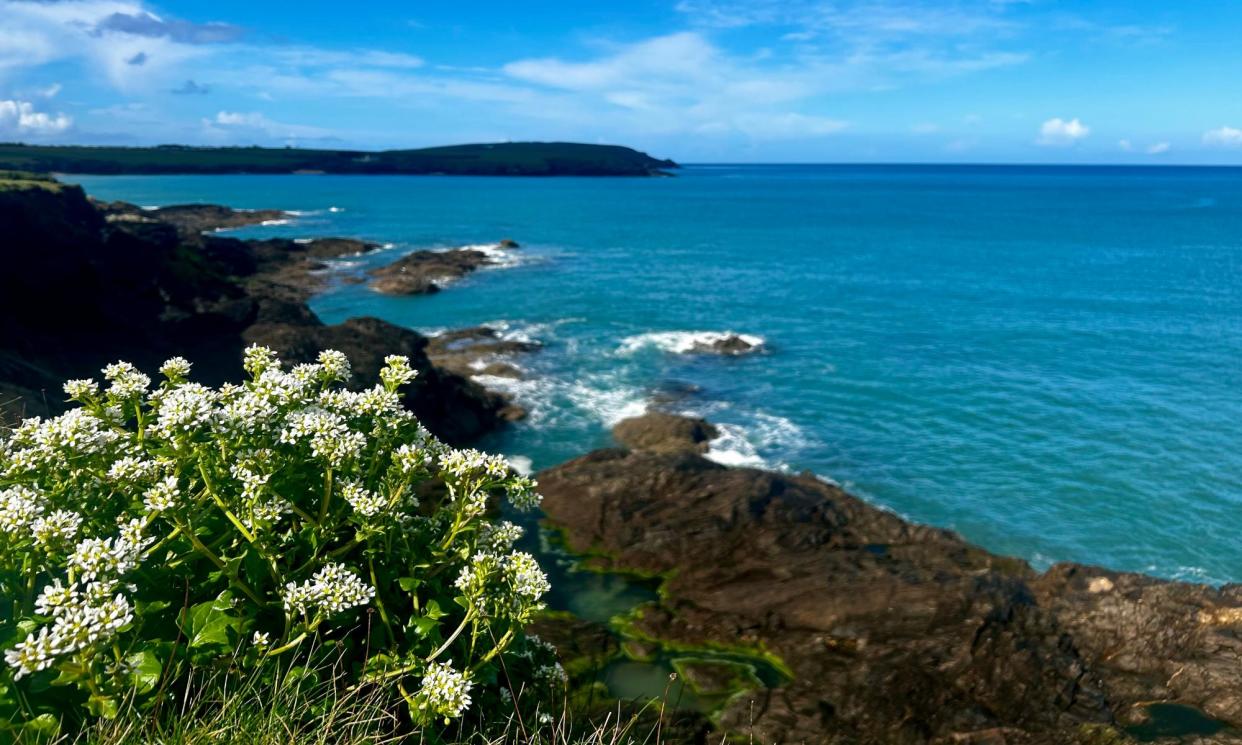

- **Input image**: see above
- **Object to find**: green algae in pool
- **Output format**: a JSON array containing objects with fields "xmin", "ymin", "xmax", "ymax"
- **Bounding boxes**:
[
  {"xmin": 528, "ymin": 525, "xmax": 660, "ymax": 624},
  {"xmin": 1126, "ymin": 703, "xmax": 1229, "ymax": 741},
  {"xmin": 602, "ymin": 648, "xmax": 790, "ymax": 718}
]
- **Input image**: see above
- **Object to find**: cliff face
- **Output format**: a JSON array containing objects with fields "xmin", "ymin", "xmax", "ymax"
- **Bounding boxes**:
[
  {"xmin": 537, "ymin": 419, "xmax": 1242, "ymax": 745},
  {"xmin": 0, "ymin": 173, "xmax": 507, "ymax": 444}
]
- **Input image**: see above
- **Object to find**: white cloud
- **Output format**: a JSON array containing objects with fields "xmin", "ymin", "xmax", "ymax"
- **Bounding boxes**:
[
  {"xmin": 1036, "ymin": 117, "xmax": 1089, "ymax": 146},
  {"xmin": 1146, "ymin": 141, "xmax": 1170, "ymax": 155},
  {"xmin": 204, "ymin": 110, "xmax": 333, "ymax": 142},
  {"xmin": 1117, "ymin": 138, "xmax": 1132, "ymax": 151},
  {"xmin": 1203, "ymin": 127, "xmax": 1242, "ymax": 149},
  {"xmin": 0, "ymin": 99, "xmax": 72, "ymax": 135}
]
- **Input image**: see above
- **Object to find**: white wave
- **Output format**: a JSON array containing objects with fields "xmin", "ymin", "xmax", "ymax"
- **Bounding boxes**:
[
  {"xmin": 506, "ymin": 455, "xmax": 534, "ymax": 476},
  {"xmin": 618, "ymin": 330, "xmax": 765, "ymax": 356},
  {"xmin": 329, "ymin": 206, "xmax": 345, "ymax": 213},
  {"xmin": 293, "ymin": 238, "xmax": 314, "ymax": 244},
  {"xmin": 702, "ymin": 411, "xmax": 803, "ymax": 471},
  {"xmin": 568, "ymin": 382, "xmax": 648, "ymax": 427},
  {"xmin": 258, "ymin": 218, "xmax": 292, "ymax": 227},
  {"xmin": 139, "ymin": 205, "xmax": 160, "ymax": 210},
  {"xmin": 457, "ymin": 242, "xmax": 524, "ymax": 269},
  {"xmin": 703, "ymin": 423, "xmax": 767, "ymax": 468}
]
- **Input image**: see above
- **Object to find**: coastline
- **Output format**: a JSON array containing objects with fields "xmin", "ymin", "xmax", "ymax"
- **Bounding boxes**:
[{"xmin": 3, "ymin": 173, "xmax": 1241, "ymax": 743}]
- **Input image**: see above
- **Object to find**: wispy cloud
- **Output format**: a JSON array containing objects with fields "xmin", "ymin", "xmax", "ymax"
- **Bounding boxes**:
[
  {"xmin": 1203, "ymin": 127, "xmax": 1242, "ymax": 149},
  {"xmin": 1036, "ymin": 117, "xmax": 1089, "ymax": 146}
]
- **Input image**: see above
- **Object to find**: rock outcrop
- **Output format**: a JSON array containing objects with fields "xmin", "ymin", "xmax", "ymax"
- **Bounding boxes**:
[
  {"xmin": 537, "ymin": 416, "xmax": 1242, "ymax": 744},
  {"xmin": 612, "ymin": 412, "xmax": 718, "ymax": 454},
  {"xmin": 367, "ymin": 246, "xmax": 503, "ymax": 295},
  {"xmin": 0, "ymin": 176, "xmax": 507, "ymax": 444}
]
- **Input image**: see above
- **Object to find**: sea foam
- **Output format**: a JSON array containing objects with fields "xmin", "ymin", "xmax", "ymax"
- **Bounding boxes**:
[{"xmin": 617, "ymin": 330, "xmax": 765, "ymax": 356}]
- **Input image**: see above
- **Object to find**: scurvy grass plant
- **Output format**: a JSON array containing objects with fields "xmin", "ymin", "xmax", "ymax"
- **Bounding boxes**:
[{"xmin": 0, "ymin": 348, "xmax": 560, "ymax": 738}]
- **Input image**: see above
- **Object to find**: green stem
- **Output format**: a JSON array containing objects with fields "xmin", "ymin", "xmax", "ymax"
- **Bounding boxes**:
[
  {"xmin": 319, "ymin": 467, "xmax": 334, "ymax": 522},
  {"xmin": 425, "ymin": 608, "xmax": 475, "ymax": 663},
  {"xmin": 184, "ymin": 528, "xmax": 266, "ymax": 607}
]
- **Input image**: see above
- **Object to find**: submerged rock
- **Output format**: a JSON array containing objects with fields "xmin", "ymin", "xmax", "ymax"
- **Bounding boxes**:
[
  {"xmin": 613, "ymin": 412, "xmax": 718, "ymax": 454},
  {"xmin": 537, "ymin": 419, "xmax": 1242, "ymax": 744}
]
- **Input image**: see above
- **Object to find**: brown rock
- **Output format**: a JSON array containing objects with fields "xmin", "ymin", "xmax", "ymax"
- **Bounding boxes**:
[
  {"xmin": 613, "ymin": 412, "xmax": 719, "ymax": 454},
  {"xmin": 367, "ymin": 248, "xmax": 493, "ymax": 295},
  {"xmin": 537, "ymin": 442, "xmax": 1242, "ymax": 744}
]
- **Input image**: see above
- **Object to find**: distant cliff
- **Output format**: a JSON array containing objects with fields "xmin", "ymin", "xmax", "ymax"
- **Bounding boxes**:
[{"xmin": 0, "ymin": 142, "xmax": 678, "ymax": 176}]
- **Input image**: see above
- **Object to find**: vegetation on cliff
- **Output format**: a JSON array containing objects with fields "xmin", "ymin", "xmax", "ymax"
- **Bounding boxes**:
[
  {"xmin": 0, "ymin": 352, "xmax": 555, "ymax": 739},
  {"xmin": 0, "ymin": 142, "xmax": 677, "ymax": 177}
]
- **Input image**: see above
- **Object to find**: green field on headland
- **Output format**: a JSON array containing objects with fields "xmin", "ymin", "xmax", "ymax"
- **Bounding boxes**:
[{"xmin": 0, "ymin": 141, "xmax": 677, "ymax": 176}]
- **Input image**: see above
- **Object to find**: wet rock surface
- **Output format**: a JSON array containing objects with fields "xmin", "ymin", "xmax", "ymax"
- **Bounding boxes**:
[{"xmin": 537, "ymin": 416, "xmax": 1242, "ymax": 744}]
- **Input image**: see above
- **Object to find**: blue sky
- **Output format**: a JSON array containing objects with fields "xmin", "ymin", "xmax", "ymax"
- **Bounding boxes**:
[{"xmin": 2, "ymin": 0, "xmax": 1242, "ymax": 163}]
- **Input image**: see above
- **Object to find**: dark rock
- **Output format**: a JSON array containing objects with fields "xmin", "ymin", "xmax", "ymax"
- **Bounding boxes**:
[
  {"xmin": 498, "ymin": 238, "xmax": 520, "ymax": 248},
  {"xmin": 0, "ymin": 175, "xmax": 509, "ymax": 446},
  {"xmin": 537, "ymin": 440, "xmax": 1242, "ymax": 744},
  {"xmin": 367, "ymin": 248, "xmax": 494, "ymax": 295},
  {"xmin": 612, "ymin": 413, "xmax": 719, "ymax": 454},
  {"xmin": 97, "ymin": 200, "xmax": 290, "ymax": 237},
  {"xmin": 243, "ymin": 317, "xmax": 509, "ymax": 445},
  {"xmin": 695, "ymin": 333, "xmax": 762, "ymax": 355}
]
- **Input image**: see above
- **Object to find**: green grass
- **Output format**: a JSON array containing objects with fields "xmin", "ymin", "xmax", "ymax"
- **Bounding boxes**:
[{"xmin": 0, "ymin": 170, "xmax": 65, "ymax": 192}]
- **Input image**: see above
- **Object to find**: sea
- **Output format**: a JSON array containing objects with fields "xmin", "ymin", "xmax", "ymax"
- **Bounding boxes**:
[{"xmin": 69, "ymin": 165, "xmax": 1242, "ymax": 590}]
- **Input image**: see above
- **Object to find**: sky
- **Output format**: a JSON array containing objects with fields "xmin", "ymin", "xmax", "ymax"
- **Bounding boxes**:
[{"xmin": 2, "ymin": 0, "xmax": 1242, "ymax": 163}]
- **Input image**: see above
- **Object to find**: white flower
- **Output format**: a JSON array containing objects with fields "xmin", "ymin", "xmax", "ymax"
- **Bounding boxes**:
[
  {"xmin": 417, "ymin": 661, "xmax": 473, "ymax": 720},
  {"xmin": 150, "ymin": 383, "xmax": 216, "ymax": 438},
  {"xmin": 30, "ymin": 510, "xmax": 83, "ymax": 547},
  {"xmin": 63, "ymin": 378, "xmax": 99, "ymax": 400},
  {"xmin": 282, "ymin": 563, "xmax": 374, "ymax": 616},
  {"xmin": 506, "ymin": 477, "xmax": 542, "ymax": 511},
  {"xmin": 243, "ymin": 345, "xmax": 277, "ymax": 377},
  {"xmin": 252, "ymin": 631, "xmax": 271, "ymax": 648},
  {"xmin": 280, "ymin": 409, "xmax": 366, "ymax": 467},
  {"xmin": 317, "ymin": 350, "xmax": 351, "ymax": 382},
  {"xmin": 380, "ymin": 355, "xmax": 417, "ymax": 388},
  {"xmin": 107, "ymin": 456, "xmax": 157, "ymax": 484},
  {"xmin": 479, "ymin": 520, "xmax": 524, "ymax": 551},
  {"xmin": 0, "ymin": 485, "xmax": 44, "ymax": 535},
  {"xmin": 143, "ymin": 476, "xmax": 181, "ymax": 513},
  {"xmin": 102, "ymin": 361, "xmax": 150, "ymax": 398},
  {"xmin": 503, "ymin": 552, "xmax": 550, "ymax": 600},
  {"xmin": 5, "ymin": 627, "xmax": 57, "ymax": 679},
  {"xmin": 159, "ymin": 357, "xmax": 192, "ymax": 380},
  {"xmin": 341, "ymin": 481, "xmax": 386, "ymax": 518}
]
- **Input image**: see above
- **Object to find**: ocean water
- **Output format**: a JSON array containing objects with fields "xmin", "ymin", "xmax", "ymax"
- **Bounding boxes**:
[{"xmin": 70, "ymin": 166, "xmax": 1242, "ymax": 585}]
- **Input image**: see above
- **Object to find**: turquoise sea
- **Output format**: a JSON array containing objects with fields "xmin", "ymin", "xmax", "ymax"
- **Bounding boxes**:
[{"xmin": 70, "ymin": 165, "xmax": 1242, "ymax": 586}]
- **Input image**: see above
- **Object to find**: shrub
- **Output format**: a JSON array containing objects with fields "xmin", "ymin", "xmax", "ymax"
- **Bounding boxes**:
[{"xmin": 0, "ymin": 348, "xmax": 557, "ymax": 739}]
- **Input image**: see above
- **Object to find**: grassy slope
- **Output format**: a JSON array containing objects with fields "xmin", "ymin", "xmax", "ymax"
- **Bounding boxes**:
[{"xmin": 0, "ymin": 142, "xmax": 678, "ymax": 176}]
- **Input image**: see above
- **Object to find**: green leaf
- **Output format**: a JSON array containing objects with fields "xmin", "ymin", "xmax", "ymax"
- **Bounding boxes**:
[
  {"xmin": 398, "ymin": 576, "xmax": 422, "ymax": 593},
  {"xmin": 127, "ymin": 650, "xmax": 164, "ymax": 694}
]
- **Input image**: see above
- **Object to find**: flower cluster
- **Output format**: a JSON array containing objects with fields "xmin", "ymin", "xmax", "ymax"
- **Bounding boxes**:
[
  {"xmin": 0, "ymin": 349, "xmax": 552, "ymax": 731},
  {"xmin": 417, "ymin": 661, "xmax": 474, "ymax": 721},
  {"xmin": 283, "ymin": 563, "xmax": 375, "ymax": 617}
]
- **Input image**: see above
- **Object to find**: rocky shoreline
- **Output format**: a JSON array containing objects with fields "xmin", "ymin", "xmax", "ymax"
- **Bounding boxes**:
[
  {"xmin": 537, "ymin": 413, "xmax": 1242, "ymax": 744},
  {"xmin": 3, "ymin": 172, "xmax": 1240, "ymax": 744}
]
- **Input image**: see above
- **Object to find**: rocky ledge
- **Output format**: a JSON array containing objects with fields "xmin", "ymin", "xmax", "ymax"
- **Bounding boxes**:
[
  {"xmin": 367, "ymin": 243, "xmax": 516, "ymax": 295},
  {"xmin": 0, "ymin": 176, "xmax": 507, "ymax": 444},
  {"xmin": 536, "ymin": 414, "xmax": 1242, "ymax": 744}
]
